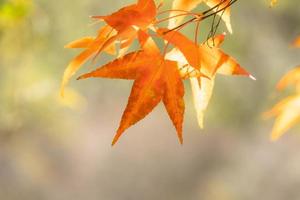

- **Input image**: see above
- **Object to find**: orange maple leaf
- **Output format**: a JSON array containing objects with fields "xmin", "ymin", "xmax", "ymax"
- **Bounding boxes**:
[
  {"xmin": 158, "ymin": 28, "xmax": 251, "ymax": 77},
  {"xmin": 62, "ymin": 0, "xmax": 256, "ymax": 145},
  {"xmin": 78, "ymin": 36, "xmax": 185, "ymax": 145},
  {"xmin": 160, "ymin": 30, "xmax": 253, "ymax": 128},
  {"xmin": 91, "ymin": 0, "xmax": 157, "ymax": 56}
]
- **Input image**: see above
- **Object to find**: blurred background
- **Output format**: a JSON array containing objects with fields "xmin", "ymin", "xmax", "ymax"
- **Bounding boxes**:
[{"xmin": 0, "ymin": 0, "xmax": 300, "ymax": 199}]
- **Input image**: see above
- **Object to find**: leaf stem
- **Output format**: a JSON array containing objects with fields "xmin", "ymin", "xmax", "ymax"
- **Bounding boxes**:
[{"xmin": 162, "ymin": 0, "xmax": 238, "ymax": 34}]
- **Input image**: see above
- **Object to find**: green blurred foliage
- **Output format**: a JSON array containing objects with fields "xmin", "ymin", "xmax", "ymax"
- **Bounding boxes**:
[{"xmin": 0, "ymin": 0, "xmax": 32, "ymax": 29}]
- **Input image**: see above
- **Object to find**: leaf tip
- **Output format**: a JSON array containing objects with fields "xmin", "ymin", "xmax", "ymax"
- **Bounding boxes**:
[
  {"xmin": 197, "ymin": 113, "xmax": 205, "ymax": 129},
  {"xmin": 179, "ymin": 137, "xmax": 183, "ymax": 145},
  {"xmin": 226, "ymin": 23, "xmax": 233, "ymax": 35},
  {"xmin": 111, "ymin": 129, "xmax": 124, "ymax": 146},
  {"xmin": 77, "ymin": 72, "xmax": 91, "ymax": 80},
  {"xmin": 111, "ymin": 137, "xmax": 119, "ymax": 146},
  {"xmin": 111, "ymin": 141, "xmax": 117, "ymax": 146},
  {"xmin": 60, "ymin": 82, "xmax": 66, "ymax": 98},
  {"xmin": 249, "ymin": 74, "xmax": 257, "ymax": 81},
  {"xmin": 77, "ymin": 75, "xmax": 84, "ymax": 80}
]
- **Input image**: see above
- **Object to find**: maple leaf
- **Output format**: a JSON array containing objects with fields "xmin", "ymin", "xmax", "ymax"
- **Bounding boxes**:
[
  {"xmin": 62, "ymin": 0, "xmax": 258, "ymax": 145},
  {"xmin": 169, "ymin": 0, "xmax": 233, "ymax": 33},
  {"xmin": 158, "ymin": 29, "xmax": 251, "ymax": 77},
  {"xmin": 96, "ymin": 0, "xmax": 157, "ymax": 31},
  {"xmin": 264, "ymin": 66, "xmax": 300, "ymax": 140},
  {"xmin": 91, "ymin": 0, "xmax": 157, "ymax": 57},
  {"xmin": 78, "ymin": 36, "xmax": 185, "ymax": 145},
  {"xmin": 160, "ymin": 29, "xmax": 254, "ymax": 128}
]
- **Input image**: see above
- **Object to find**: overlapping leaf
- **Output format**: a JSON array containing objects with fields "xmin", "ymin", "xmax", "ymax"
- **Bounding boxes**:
[
  {"xmin": 160, "ymin": 29, "xmax": 253, "ymax": 128},
  {"xmin": 91, "ymin": 0, "xmax": 156, "ymax": 54},
  {"xmin": 61, "ymin": 0, "xmax": 157, "ymax": 96},
  {"xmin": 62, "ymin": 0, "xmax": 255, "ymax": 145},
  {"xmin": 169, "ymin": 0, "xmax": 232, "ymax": 33}
]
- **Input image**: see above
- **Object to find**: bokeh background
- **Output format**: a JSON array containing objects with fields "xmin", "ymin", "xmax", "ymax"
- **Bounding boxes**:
[{"xmin": 1, "ymin": 0, "xmax": 300, "ymax": 199}]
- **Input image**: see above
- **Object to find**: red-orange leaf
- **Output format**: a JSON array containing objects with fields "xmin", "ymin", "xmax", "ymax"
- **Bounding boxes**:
[
  {"xmin": 94, "ymin": 0, "xmax": 156, "ymax": 31},
  {"xmin": 164, "ymin": 32, "xmax": 254, "ymax": 129},
  {"xmin": 158, "ymin": 28, "xmax": 201, "ymax": 70},
  {"xmin": 78, "ymin": 37, "xmax": 184, "ymax": 145},
  {"xmin": 113, "ymin": 60, "xmax": 166, "ymax": 145},
  {"xmin": 158, "ymin": 29, "xmax": 251, "ymax": 77},
  {"xmin": 163, "ymin": 61, "xmax": 185, "ymax": 143},
  {"xmin": 78, "ymin": 51, "xmax": 144, "ymax": 80},
  {"xmin": 91, "ymin": 0, "xmax": 157, "ymax": 58}
]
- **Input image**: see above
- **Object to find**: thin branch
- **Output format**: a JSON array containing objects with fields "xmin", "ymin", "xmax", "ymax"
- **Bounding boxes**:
[{"xmin": 162, "ymin": 0, "xmax": 238, "ymax": 34}]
